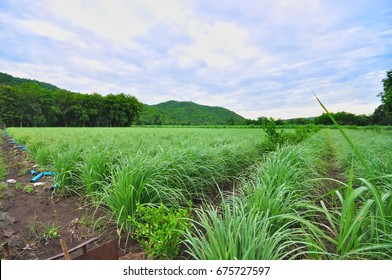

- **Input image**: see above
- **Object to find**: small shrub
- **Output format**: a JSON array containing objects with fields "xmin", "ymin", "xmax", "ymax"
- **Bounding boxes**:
[
  {"xmin": 43, "ymin": 224, "xmax": 59, "ymax": 240},
  {"xmin": 29, "ymin": 222, "xmax": 59, "ymax": 242},
  {"xmin": 262, "ymin": 120, "xmax": 316, "ymax": 151},
  {"xmin": 128, "ymin": 202, "xmax": 192, "ymax": 259},
  {"xmin": 24, "ymin": 185, "xmax": 34, "ymax": 194}
]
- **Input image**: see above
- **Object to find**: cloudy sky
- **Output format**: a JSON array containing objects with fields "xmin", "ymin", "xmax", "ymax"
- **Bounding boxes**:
[{"xmin": 0, "ymin": 0, "xmax": 391, "ymax": 119}]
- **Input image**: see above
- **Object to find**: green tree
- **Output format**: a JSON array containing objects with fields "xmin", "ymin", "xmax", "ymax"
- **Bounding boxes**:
[
  {"xmin": 0, "ymin": 72, "xmax": 144, "ymax": 127},
  {"xmin": 377, "ymin": 70, "xmax": 392, "ymax": 120},
  {"xmin": 153, "ymin": 115, "xmax": 162, "ymax": 125},
  {"xmin": 0, "ymin": 85, "xmax": 19, "ymax": 127},
  {"xmin": 370, "ymin": 70, "xmax": 392, "ymax": 125}
]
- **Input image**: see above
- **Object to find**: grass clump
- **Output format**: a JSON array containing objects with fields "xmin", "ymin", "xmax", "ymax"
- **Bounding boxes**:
[
  {"xmin": 30, "ymin": 222, "xmax": 60, "ymax": 243},
  {"xmin": 23, "ymin": 185, "xmax": 34, "ymax": 194},
  {"xmin": 95, "ymin": 153, "xmax": 186, "ymax": 234},
  {"xmin": 184, "ymin": 197, "xmax": 304, "ymax": 260}
]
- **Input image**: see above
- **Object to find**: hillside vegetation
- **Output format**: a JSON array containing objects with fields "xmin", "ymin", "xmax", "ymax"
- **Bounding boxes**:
[
  {"xmin": 0, "ymin": 73, "xmax": 245, "ymax": 127},
  {"xmin": 1, "ymin": 70, "xmax": 391, "ymax": 127},
  {"xmin": 0, "ymin": 72, "xmax": 143, "ymax": 127},
  {"xmin": 139, "ymin": 100, "xmax": 246, "ymax": 125},
  {"xmin": 0, "ymin": 72, "xmax": 60, "ymax": 91}
]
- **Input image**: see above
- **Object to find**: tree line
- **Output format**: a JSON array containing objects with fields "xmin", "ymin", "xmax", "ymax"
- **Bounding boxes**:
[
  {"xmin": 0, "ymin": 78, "xmax": 143, "ymax": 127},
  {"xmin": 0, "ymin": 70, "xmax": 391, "ymax": 127}
]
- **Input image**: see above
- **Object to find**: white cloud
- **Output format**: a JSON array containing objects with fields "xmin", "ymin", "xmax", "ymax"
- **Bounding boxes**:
[
  {"xmin": 44, "ymin": 0, "xmax": 149, "ymax": 48},
  {"xmin": 1, "ymin": 0, "xmax": 391, "ymax": 119},
  {"xmin": 15, "ymin": 19, "xmax": 76, "ymax": 42},
  {"xmin": 177, "ymin": 21, "xmax": 258, "ymax": 68}
]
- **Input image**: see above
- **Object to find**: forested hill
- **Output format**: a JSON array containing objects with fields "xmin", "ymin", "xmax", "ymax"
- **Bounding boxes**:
[
  {"xmin": 0, "ymin": 72, "xmax": 60, "ymax": 91},
  {"xmin": 0, "ymin": 72, "xmax": 245, "ymax": 127},
  {"xmin": 0, "ymin": 72, "xmax": 143, "ymax": 127},
  {"xmin": 139, "ymin": 100, "xmax": 246, "ymax": 125}
]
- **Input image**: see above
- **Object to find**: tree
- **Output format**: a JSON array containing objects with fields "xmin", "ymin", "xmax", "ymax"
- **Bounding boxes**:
[
  {"xmin": 0, "ymin": 85, "xmax": 19, "ymax": 127},
  {"xmin": 0, "ymin": 72, "xmax": 144, "ymax": 127},
  {"xmin": 380, "ymin": 70, "xmax": 392, "ymax": 111},
  {"xmin": 314, "ymin": 113, "xmax": 332, "ymax": 125},
  {"xmin": 153, "ymin": 115, "xmax": 162, "ymax": 125},
  {"xmin": 370, "ymin": 70, "xmax": 392, "ymax": 125},
  {"xmin": 372, "ymin": 105, "xmax": 392, "ymax": 125},
  {"xmin": 378, "ymin": 70, "xmax": 392, "ymax": 118},
  {"xmin": 315, "ymin": 111, "xmax": 370, "ymax": 126}
]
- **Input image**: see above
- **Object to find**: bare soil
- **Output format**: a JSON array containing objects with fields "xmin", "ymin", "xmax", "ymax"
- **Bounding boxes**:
[{"xmin": 0, "ymin": 137, "xmax": 144, "ymax": 260}]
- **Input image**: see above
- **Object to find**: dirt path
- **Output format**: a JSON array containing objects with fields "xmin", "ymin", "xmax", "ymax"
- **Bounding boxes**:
[
  {"xmin": 0, "ymin": 136, "xmax": 144, "ymax": 260},
  {"xmin": 322, "ymin": 130, "xmax": 347, "ymax": 192}
]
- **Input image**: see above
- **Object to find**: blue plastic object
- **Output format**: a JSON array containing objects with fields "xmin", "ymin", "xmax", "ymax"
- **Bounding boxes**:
[
  {"xmin": 50, "ymin": 183, "xmax": 58, "ymax": 191},
  {"xmin": 43, "ymin": 172, "xmax": 56, "ymax": 176},
  {"xmin": 30, "ymin": 172, "xmax": 44, "ymax": 183},
  {"xmin": 30, "ymin": 170, "xmax": 36, "ymax": 176}
]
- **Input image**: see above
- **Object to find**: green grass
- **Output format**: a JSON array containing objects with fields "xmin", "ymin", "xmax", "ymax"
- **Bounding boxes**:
[
  {"xmin": 183, "ymin": 135, "xmax": 328, "ymax": 259},
  {"xmin": 183, "ymin": 129, "xmax": 392, "ymax": 260},
  {"xmin": 301, "ymin": 130, "xmax": 392, "ymax": 259},
  {"xmin": 184, "ymin": 196, "xmax": 304, "ymax": 260}
]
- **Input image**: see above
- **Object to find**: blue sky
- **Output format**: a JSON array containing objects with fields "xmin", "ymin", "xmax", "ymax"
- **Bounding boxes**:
[{"xmin": 0, "ymin": 0, "xmax": 391, "ymax": 119}]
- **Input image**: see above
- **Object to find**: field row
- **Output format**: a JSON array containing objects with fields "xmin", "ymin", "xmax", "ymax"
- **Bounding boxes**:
[
  {"xmin": 7, "ymin": 127, "xmax": 267, "ymax": 233},
  {"xmin": 184, "ymin": 129, "xmax": 392, "ymax": 259}
]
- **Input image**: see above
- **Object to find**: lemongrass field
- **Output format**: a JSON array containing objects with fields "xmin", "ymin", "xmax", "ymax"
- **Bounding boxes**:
[{"xmin": 6, "ymin": 127, "xmax": 392, "ymax": 259}]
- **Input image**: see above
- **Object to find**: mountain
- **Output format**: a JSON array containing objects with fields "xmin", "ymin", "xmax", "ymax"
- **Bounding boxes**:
[
  {"xmin": 0, "ymin": 72, "xmax": 60, "ymax": 91},
  {"xmin": 139, "ymin": 100, "xmax": 246, "ymax": 125},
  {"xmin": 1, "ymin": 72, "xmax": 246, "ymax": 126}
]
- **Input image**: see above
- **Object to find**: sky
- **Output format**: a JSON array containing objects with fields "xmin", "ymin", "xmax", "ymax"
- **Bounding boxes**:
[{"xmin": 0, "ymin": 0, "xmax": 391, "ymax": 119}]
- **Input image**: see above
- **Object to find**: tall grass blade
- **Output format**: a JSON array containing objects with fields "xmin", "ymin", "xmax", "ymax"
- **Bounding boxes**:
[{"xmin": 313, "ymin": 92, "xmax": 371, "ymax": 176}]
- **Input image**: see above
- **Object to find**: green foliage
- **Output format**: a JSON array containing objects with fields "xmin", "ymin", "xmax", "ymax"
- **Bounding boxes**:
[
  {"xmin": 0, "ymin": 182, "xmax": 9, "ymax": 200},
  {"xmin": 374, "ymin": 70, "xmax": 392, "ymax": 125},
  {"xmin": 23, "ymin": 185, "xmax": 34, "ymax": 194},
  {"xmin": 315, "ymin": 95, "xmax": 371, "ymax": 176},
  {"xmin": 262, "ymin": 119, "xmax": 316, "ymax": 151},
  {"xmin": 29, "ymin": 222, "xmax": 60, "ymax": 242},
  {"xmin": 314, "ymin": 111, "xmax": 370, "ymax": 126},
  {"xmin": 128, "ymin": 203, "xmax": 192, "ymax": 259},
  {"xmin": 304, "ymin": 167, "xmax": 392, "ymax": 259},
  {"xmin": 183, "ymin": 141, "xmax": 324, "ymax": 260},
  {"xmin": 43, "ymin": 224, "xmax": 59, "ymax": 240},
  {"xmin": 379, "ymin": 70, "xmax": 392, "ymax": 113},
  {"xmin": 139, "ymin": 100, "xmax": 245, "ymax": 125},
  {"xmin": 0, "ymin": 72, "xmax": 59, "ymax": 91},
  {"xmin": 9, "ymin": 127, "xmax": 263, "ymax": 196},
  {"xmin": 78, "ymin": 144, "xmax": 116, "ymax": 194},
  {"xmin": 0, "ymin": 73, "xmax": 143, "ymax": 127},
  {"xmin": 7, "ymin": 124, "xmax": 392, "ymax": 260},
  {"xmin": 98, "ymin": 157, "xmax": 173, "ymax": 233},
  {"xmin": 299, "ymin": 97, "xmax": 392, "ymax": 259},
  {"xmin": 184, "ymin": 198, "xmax": 301, "ymax": 260}
]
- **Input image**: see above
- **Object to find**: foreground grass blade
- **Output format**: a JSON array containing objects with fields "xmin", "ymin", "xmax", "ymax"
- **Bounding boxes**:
[{"xmin": 313, "ymin": 92, "xmax": 371, "ymax": 176}]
